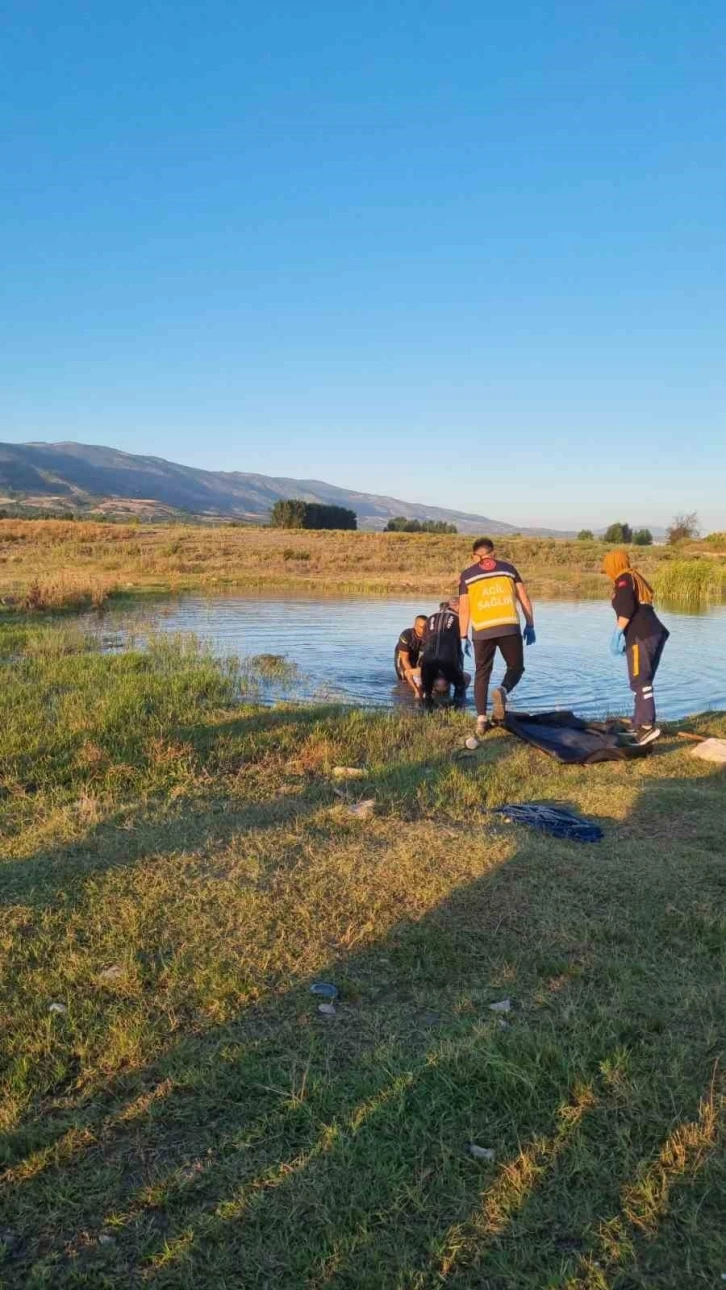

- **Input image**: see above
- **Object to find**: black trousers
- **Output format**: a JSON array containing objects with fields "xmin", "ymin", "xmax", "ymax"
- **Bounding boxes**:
[
  {"xmin": 626, "ymin": 628, "xmax": 669, "ymax": 726},
  {"xmin": 473, "ymin": 633, "xmax": 524, "ymax": 717}
]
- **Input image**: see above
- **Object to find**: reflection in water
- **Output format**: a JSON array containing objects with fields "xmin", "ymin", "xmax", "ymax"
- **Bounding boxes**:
[{"xmin": 95, "ymin": 594, "xmax": 726, "ymax": 720}]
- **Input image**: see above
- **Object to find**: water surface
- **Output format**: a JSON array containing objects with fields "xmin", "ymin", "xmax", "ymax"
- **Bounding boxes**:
[{"xmin": 98, "ymin": 594, "xmax": 726, "ymax": 720}]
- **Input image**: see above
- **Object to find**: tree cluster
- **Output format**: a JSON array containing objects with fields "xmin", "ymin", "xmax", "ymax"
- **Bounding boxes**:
[
  {"xmin": 602, "ymin": 522, "xmax": 653, "ymax": 546},
  {"xmin": 384, "ymin": 517, "xmax": 458, "ymax": 534},
  {"xmin": 0, "ymin": 507, "xmax": 78, "ymax": 521},
  {"xmin": 269, "ymin": 499, "xmax": 357, "ymax": 530}
]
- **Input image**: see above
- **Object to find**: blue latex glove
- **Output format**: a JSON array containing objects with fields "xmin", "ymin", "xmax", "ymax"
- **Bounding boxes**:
[
  {"xmin": 461, "ymin": 638, "xmax": 471, "ymax": 656},
  {"xmin": 523, "ymin": 625, "xmax": 536, "ymax": 646},
  {"xmin": 610, "ymin": 628, "xmax": 626, "ymax": 657}
]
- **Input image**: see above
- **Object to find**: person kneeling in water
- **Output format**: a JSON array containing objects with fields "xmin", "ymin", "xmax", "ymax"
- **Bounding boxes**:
[
  {"xmin": 394, "ymin": 614, "xmax": 427, "ymax": 698},
  {"xmin": 420, "ymin": 599, "xmax": 470, "ymax": 710},
  {"xmin": 602, "ymin": 549, "xmax": 669, "ymax": 746}
]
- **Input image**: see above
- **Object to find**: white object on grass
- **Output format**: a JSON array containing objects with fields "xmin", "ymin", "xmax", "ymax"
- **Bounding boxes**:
[
  {"xmin": 690, "ymin": 738, "xmax": 726, "ymax": 764},
  {"xmin": 468, "ymin": 1143, "xmax": 496, "ymax": 1161}
]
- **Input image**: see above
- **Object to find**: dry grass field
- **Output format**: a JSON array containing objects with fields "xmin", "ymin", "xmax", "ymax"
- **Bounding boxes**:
[{"xmin": 0, "ymin": 520, "xmax": 724, "ymax": 611}]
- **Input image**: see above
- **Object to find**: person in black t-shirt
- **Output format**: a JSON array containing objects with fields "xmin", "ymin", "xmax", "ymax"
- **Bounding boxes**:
[
  {"xmin": 603, "ymin": 550, "xmax": 669, "ymax": 746},
  {"xmin": 420, "ymin": 599, "xmax": 470, "ymax": 709},
  {"xmin": 394, "ymin": 614, "xmax": 427, "ymax": 697}
]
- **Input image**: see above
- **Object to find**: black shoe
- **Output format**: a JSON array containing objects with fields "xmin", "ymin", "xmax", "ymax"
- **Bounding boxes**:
[
  {"xmin": 491, "ymin": 687, "xmax": 507, "ymax": 723},
  {"xmin": 634, "ymin": 725, "xmax": 661, "ymax": 746}
]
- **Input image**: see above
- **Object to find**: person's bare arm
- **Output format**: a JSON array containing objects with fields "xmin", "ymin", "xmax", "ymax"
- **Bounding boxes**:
[
  {"xmin": 616, "ymin": 616, "xmax": 630, "ymax": 631},
  {"xmin": 459, "ymin": 592, "xmax": 470, "ymax": 639},
  {"xmin": 398, "ymin": 650, "xmax": 422, "ymax": 695},
  {"xmin": 516, "ymin": 582, "xmax": 534, "ymax": 626}
]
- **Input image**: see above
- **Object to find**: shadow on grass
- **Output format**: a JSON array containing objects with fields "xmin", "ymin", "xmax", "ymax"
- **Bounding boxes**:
[
  {"xmin": 1, "ymin": 727, "xmax": 725, "ymax": 1287},
  {"xmin": 0, "ymin": 703, "xmax": 509, "ymax": 910}
]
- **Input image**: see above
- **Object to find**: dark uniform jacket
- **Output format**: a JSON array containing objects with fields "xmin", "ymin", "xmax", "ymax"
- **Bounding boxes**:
[
  {"xmin": 611, "ymin": 573, "xmax": 666, "ymax": 643},
  {"xmin": 421, "ymin": 608, "xmax": 463, "ymax": 666}
]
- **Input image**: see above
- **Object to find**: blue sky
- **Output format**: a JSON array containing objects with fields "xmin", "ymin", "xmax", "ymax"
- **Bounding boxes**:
[{"xmin": 2, "ymin": 0, "xmax": 724, "ymax": 530}]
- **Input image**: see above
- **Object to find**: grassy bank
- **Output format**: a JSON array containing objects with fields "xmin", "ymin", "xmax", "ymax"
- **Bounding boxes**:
[
  {"xmin": 1, "ymin": 519, "xmax": 725, "ymax": 611},
  {"xmin": 1, "ymin": 625, "xmax": 725, "ymax": 1286}
]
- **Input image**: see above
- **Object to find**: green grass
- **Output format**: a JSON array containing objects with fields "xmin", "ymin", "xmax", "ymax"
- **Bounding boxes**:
[
  {"xmin": 1, "ymin": 623, "xmax": 726, "ymax": 1287},
  {"xmin": 654, "ymin": 560, "xmax": 726, "ymax": 609}
]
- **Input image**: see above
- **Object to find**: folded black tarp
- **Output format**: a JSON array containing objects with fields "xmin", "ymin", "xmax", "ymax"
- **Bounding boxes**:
[{"xmin": 503, "ymin": 710, "xmax": 651, "ymax": 764}]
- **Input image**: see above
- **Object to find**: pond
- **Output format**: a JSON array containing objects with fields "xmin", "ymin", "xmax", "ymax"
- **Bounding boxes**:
[{"xmin": 98, "ymin": 593, "xmax": 726, "ymax": 720}]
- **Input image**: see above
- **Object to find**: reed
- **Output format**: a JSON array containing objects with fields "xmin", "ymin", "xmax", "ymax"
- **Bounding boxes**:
[
  {"xmin": 654, "ymin": 559, "xmax": 726, "ymax": 607},
  {"xmin": 19, "ymin": 575, "xmax": 119, "ymax": 612}
]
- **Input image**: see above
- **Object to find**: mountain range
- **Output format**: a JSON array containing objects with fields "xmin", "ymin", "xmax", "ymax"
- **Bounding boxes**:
[{"xmin": 0, "ymin": 441, "xmax": 572, "ymax": 535}]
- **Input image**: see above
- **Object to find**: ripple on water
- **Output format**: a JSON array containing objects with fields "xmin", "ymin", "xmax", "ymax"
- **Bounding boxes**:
[{"xmin": 93, "ymin": 594, "xmax": 726, "ymax": 721}]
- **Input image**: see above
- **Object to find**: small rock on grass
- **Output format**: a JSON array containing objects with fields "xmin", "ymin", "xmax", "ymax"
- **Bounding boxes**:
[
  {"xmin": 98, "ymin": 1233, "xmax": 115, "ymax": 1247},
  {"xmin": 48, "ymin": 1002, "xmax": 66, "ymax": 1014},
  {"xmin": 318, "ymin": 1002, "xmax": 336, "ymax": 1017},
  {"xmin": 347, "ymin": 799, "xmax": 375, "ymax": 819},
  {"xmin": 489, "ymin": 998, "xmax": 512, "ymax": 1014},
  {"xmin": 467, "ymin": 1143, "xmax": 496, "ymax": 1161},
  {"xmin": 98, "ymin": 964, "xmax": 124, "ymax": 983},
  {"xmin": 691, "ymin": 738, "xmax": 726, "ymax": 764},
  {"xmin": 465, "ymin": 736, "xmax": 479, "ymax": 750}
]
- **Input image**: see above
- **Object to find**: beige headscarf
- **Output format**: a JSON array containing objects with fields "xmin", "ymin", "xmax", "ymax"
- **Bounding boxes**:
[{"xmin": 601, "ymin": 549, "xmax": 653, "ymax": 604}]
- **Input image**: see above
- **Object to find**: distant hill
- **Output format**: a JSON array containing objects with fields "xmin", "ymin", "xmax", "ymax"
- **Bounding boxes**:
[{"xmin": 0, "ymin": 441, "xmax": 572, "ymax": 535}]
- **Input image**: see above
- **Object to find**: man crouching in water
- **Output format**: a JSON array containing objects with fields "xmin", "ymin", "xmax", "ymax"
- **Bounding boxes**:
[
  {"xmin": 394, "ymin": 613, "xmax": 427, "ymax": 698},
  {"xmin": 420, "ymin": 598, "xmax": 471, "ymax": 710}
]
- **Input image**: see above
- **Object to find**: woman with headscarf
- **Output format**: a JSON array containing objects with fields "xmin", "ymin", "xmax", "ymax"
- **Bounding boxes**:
[{"xmin": 602, "ymin": 550, "xmax": 669, "ymax": 746}]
